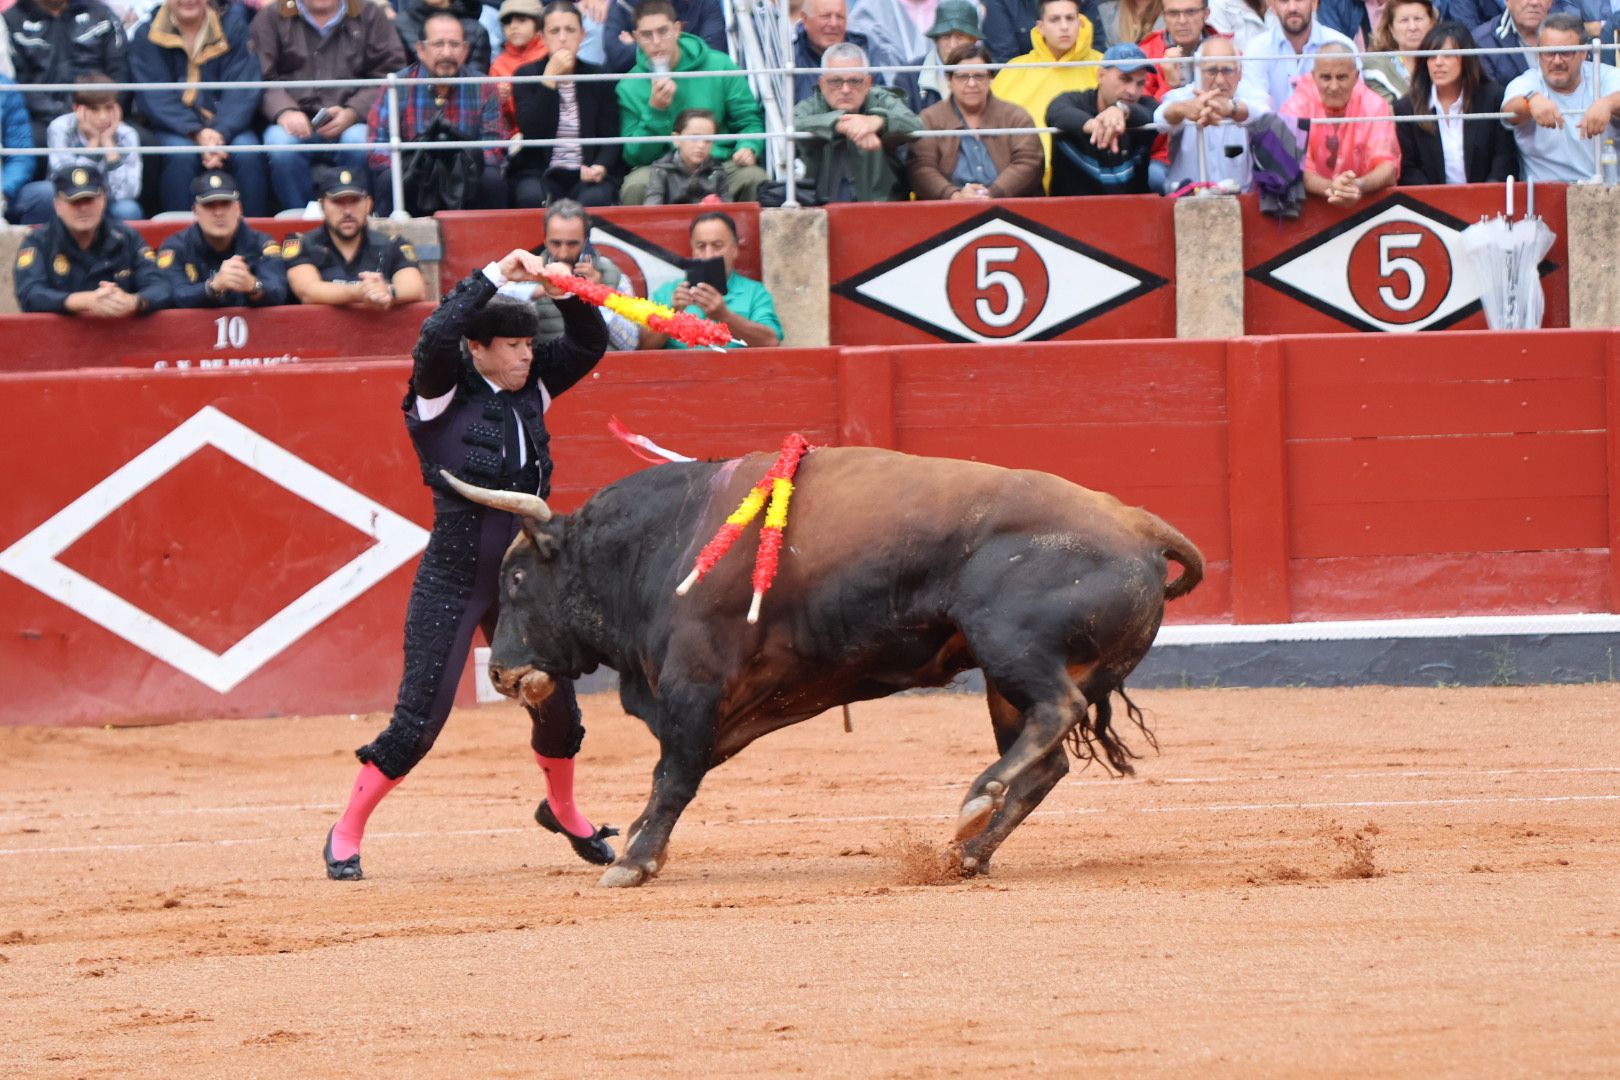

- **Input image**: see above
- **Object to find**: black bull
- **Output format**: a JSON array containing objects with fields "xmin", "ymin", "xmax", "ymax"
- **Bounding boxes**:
[{"xmin": 444, "ymin": 447, "xmax": 1203, "ymax": 887}]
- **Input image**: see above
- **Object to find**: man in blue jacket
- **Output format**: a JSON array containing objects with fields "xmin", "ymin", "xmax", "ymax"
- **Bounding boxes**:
[
  {"xmin": 0, "ymin": 77, "xmax": 34, "ymax": 222},
  {"xmin": 599, "ymin": 0, "xmax": 726, "ymax": 72},
  {"xmin": 130, "ymin": 0, "xmax": 270, "ymax": 217},
  {"xmin": 792, "ymin": 0, "xmax": 910, "ymax": 102}
]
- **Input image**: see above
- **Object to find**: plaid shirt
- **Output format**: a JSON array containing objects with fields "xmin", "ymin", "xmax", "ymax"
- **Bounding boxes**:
[{"xmin": 366, "ymin": 62, "xmax": 507, "ymax": 172}]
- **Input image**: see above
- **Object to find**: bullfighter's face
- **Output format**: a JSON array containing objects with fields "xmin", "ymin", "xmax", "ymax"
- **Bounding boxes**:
[{"xmin": 468, "ymin": 334, "xmax": 535, "ymax": 393}]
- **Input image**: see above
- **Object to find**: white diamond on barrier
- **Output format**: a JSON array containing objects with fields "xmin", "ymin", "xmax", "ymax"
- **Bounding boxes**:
[
  {"xmin": 0, "ymin": 406, "xmax": 429, "ymax": 694},
  {"xmin": 1262, "ymin": 202, "xmax": 1485, "ymax": 333}
]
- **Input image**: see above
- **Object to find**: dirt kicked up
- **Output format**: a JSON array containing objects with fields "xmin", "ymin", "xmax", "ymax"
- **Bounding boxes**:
[{"xmin": 2, "ymin": 685, "xmax": 1617, "ymax": 1077}]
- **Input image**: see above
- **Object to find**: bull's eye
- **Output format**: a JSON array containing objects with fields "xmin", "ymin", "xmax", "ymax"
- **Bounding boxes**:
[{"xmin": 511, "ymin": 569, "xmax": 525, "ymax": 588}]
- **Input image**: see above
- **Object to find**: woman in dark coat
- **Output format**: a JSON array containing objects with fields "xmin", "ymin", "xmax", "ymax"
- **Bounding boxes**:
[
  {"xmin": 508, "ymin": 0, "xmax": 622, "ymax": 206},
  {"xmin": 1394, "ymin": 21, "xmax": 1518, "ymax": 185}
]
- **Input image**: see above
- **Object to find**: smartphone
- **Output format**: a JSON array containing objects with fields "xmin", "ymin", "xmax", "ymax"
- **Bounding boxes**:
[
  {"xmin": 310, "ymin": 107, "xmax": 332, "ymax": 129},
  {"xmin": 684, "ymin": 256, "xmax": 727, "ymax": 293}
]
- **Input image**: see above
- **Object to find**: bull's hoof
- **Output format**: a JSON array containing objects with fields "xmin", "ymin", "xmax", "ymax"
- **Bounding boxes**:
[
  {"xmin": 953, "ymin": 780, "xmax": 1007, "ymax": 842},
  {"xmin": 599, "ymin": 862, "xmax": 649, "ymax": 888}
]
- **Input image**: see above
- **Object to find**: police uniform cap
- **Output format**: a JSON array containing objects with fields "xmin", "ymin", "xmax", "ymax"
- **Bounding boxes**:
[
  {"xmin": 468, "ymin": 297, "xmax": 540, "ymax": 343},
  {"xmin": 53, "ymin": 163, "xmax": 108, "ymax": 200},
  {"xmin": 319, "ymin": 167, "xmax": 370, "ymax": 199},
  {"xmin": 192, "ymin": 170, "xmax": 241, "ymax": 204}
]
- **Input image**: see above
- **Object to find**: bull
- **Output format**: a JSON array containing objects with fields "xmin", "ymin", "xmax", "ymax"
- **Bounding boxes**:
[{"xmin": 444, "ymin": 446, "xmax": 1203, "ymax": 887}]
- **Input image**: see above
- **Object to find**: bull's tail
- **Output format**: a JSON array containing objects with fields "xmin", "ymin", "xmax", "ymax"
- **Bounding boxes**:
[
  {"xmin": 1150, "ymin": 516, "xmax": 1204, "ymax": 601},
  {"xmin": 1065, "ymin": 686, "xmax": 1158, "ymax": 777}
]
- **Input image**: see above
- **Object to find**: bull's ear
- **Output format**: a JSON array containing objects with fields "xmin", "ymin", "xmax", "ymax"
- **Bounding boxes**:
[{"xmin": 521, "ymin": 516, "xmax": 561, "ymax": 561}]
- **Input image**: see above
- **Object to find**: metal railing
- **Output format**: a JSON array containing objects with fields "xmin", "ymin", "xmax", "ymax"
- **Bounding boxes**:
[{"xmin": 2, "ymin": 38, "xmax": 1617, "ymax": 210}]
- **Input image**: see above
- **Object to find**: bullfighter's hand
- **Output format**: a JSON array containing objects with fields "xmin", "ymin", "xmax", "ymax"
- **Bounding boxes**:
[
  {"xmin": 540, "ymin": 260, "xmax": 573, "ymax": 299},
  {"xmin": 688, "ymin": 281, "xmax": 726, "ymax": 317},
  {"xmin": 497, "ymin": 248, "xmax": 548, "ymax": 283}
]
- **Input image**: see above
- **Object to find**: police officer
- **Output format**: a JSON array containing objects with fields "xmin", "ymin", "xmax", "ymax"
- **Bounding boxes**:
[
  {"xmin": 322, "ymin": 248, "xmax": 614, "ymax": 882},
  {"xmin": 284, "ymin": 168, "xmax": 427, "ymax": 309},
  {"xmin": 158, "ymin": 171, "xmax": 290, "ymax": 308},
  {"xmin": 13, "ymin": 164, "xmax": 170, "ymax": 316}
]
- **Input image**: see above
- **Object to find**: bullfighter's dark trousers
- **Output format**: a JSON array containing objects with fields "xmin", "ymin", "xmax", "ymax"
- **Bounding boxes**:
[{"xmin": 357, "ymin": 505, "xmax": 584, "ymax": 780}]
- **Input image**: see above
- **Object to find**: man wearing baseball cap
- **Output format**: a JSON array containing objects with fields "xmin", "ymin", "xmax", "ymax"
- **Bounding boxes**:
[
  {"xmin": 1047, "ymin": 42, "xmax": 1163, "ymax": 195},
  {"xmin": 284, "ymin": 167, "xmax": 426, "ymax": 309},
  {"xmin": 158, "ymin": 171, "xmax": 290, "ymax": 308},
  {"xmin": 13, "ymin": 164, "xmax": 171, "ymax": 316}
]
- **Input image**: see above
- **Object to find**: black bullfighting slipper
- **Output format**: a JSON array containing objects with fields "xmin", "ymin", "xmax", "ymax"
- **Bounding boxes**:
[
  {"xmin": 323, "ymin": 826, "xmax": 363, "ymax": 881},
  {"xmin": 534, "ymin": 799, "xmax": 619, "ymax": 866}
]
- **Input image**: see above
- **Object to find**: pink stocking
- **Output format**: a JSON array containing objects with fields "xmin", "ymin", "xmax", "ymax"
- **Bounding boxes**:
[
  {"xmin": 330, "ymin": 762, "xmax": 401, "ymax": 860},
  {"xmin": 535, "ymin": 754, "xmax": 594, "ymax": 837}
]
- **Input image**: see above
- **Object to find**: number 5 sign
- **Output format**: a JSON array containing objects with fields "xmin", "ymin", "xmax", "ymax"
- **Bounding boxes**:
[{"xmin": 1249, "ymin": 193, "xmax": 1520, "ymax": 333}]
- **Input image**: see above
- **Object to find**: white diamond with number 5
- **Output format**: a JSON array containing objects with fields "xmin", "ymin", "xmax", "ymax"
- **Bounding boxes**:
[
  {"xmin": 851, "ymin": 217, "xmax": 1150, "ymax": 343},
  {"xmin": 1266, "ymin": 202, "xmax": 1482, "ymax": 332}
]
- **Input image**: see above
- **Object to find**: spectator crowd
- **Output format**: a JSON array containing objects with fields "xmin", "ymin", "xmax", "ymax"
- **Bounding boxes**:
[{"xmin": 4, "ymin": 0, "xmax": 1620, "ymax": 321}]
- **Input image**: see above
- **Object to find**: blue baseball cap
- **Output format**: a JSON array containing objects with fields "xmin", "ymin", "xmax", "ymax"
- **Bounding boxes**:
[{"xmin": 1101, "ymin": 43, "xmax": 1152, "ymax": 73}]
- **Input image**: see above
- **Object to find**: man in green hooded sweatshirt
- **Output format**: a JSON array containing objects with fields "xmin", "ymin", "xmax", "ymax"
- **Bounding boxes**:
[{"xmin": 617, "ymin": 0, "xmax": 767, "ymax": 204}]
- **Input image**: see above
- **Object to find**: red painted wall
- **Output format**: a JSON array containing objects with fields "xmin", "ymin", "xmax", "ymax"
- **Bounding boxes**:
[{"xmin": 3, "ymin": 331, "xmax": 1616, "ymax": 727}]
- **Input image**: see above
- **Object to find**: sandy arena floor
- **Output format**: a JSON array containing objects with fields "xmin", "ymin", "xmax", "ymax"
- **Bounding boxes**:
[{"xmin": 1, "ymin": 685, "xmax": 1617, "ymax": 1078}]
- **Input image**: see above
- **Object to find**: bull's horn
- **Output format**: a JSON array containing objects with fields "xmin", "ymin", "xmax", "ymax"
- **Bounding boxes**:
[{"xmin": 439, "ymin": 470, "xmax": 553, "ymax": 521}]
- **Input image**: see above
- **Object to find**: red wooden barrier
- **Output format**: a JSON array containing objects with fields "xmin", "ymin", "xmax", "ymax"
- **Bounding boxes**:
[
  {"xmin": 433, "ymin": 205, "xmax": 762, "ymax": 298},
  {"xmin": 3, "ymin": 331, "xmax": 1617, "ymax": 726},
  {"xmin": 1243, "ymin": 184, "xmax": 1570, "ymax": 335},
  {"xmin": 1279, "ymin": 329, "xmax": 1609, "ymax": 619},
  {"xmin": 826, "ymin": 196, "xmax": 1175, "ymax": 345},
  {"xmin": 0, "ymin": 304, "xmax": 434, "ymax": 371}
]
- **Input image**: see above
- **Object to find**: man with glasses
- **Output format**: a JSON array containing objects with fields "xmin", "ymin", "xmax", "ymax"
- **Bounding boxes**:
[
  {"xmin": 251, "ymin": 0, "xmax": 405, "ymax": 211},
  {"xmin": 1240, "ymin": 0, "xmax": 1355, "ymax": 113},
  {"xmin": 1141, "ymin": 0, "xmax": 1226, "ymax": 190},
  {"xmin": 1502, "ymin": 12, "xmax": 1620, "ymax": 180},
  {"xmin": 792, "ymin": 0, "xmax": 909, "ymax": 103},
  {"xmin": 1154, "ymin": 36, "xmax": 1272, "ymax": 191},
  {"xmin": 616, "ymin": 0, "xmax": 766, "ymax": 203},
  {"xmin": 795, "ymin": 41, "xmax": 923, "ymax": 202},
  {"xmin": 1279, "ymin": 42, "xmax": 1398, "ymax": 206},
  {"xmin": 365, "ymin": 12, "xmax": 508, "ymax": 214}
]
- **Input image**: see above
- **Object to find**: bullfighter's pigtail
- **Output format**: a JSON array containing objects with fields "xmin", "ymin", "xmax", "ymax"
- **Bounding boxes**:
[{"xmin": 677, "ymin": 433, "xmax": 811, "ymax": 623}]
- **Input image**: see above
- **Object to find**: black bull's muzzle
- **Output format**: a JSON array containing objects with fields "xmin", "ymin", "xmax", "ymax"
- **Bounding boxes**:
[
  {"xmin": 435, "ymin": 471, "xmax": 560, "ymax": 709},
  {"xmin": 488, "ymin": 661, "xmax": 556, "ymax": 707}
]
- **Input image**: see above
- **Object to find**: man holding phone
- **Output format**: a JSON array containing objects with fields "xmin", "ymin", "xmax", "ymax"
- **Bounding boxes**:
[
  {"xmin": 251, "ymin": 0, "xmax": 406, "ymax": 211},
  {"xmin": 640, "ymin": 211, "xmax": 781, "ymax": 350}
]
